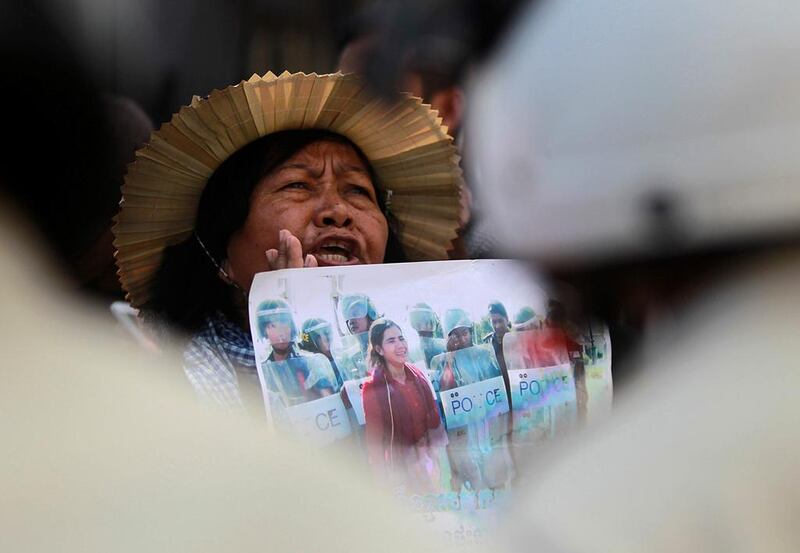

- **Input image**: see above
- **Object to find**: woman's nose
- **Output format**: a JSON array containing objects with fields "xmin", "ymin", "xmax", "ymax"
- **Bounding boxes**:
[{"xmin": 314, "ymin": 188, "xmax": 352, "ymax": 228}]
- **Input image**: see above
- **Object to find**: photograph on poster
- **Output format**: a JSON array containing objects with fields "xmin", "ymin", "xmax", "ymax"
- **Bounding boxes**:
[{"xmin": 248, "ymin": 259, "xmax": 612, "ymax": 492}]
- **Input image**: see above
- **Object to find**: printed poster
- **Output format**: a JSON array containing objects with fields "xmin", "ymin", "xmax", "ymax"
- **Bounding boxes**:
[{"xmin": 248, "ymin": 259, "xmax": 612, "ymax": 538}]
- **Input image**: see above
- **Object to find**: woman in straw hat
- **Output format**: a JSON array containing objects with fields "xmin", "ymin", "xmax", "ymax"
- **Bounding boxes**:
[{"xmin": 114, "ymin": 72, "xmax": 464, "ymax": 412}]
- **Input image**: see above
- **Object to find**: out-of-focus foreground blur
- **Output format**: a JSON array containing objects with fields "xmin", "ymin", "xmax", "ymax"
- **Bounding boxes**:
[
  {"xmin": 0, "ymin": 211, "xmax": 447, "ymax": 552},
  {"xmin": 470, "ymin": 0, "xmax": 800, "ymax": 267},
  {"xmin": 465, "ymin": 1, "xmax": 800, "ymax": 551}
]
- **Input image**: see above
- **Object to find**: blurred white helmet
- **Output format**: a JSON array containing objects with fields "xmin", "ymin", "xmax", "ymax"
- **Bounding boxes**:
[{"xmin": 469, "ymin": 0, "xmax": 800, "ymax": 266}]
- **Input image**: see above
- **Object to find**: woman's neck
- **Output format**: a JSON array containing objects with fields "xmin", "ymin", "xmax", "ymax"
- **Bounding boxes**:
[
  {"xmin": 386, "ymin": 361, "xmax": 406, "ymax": 382},
  {"xmin": 229, "ymin": 287, "xmax": 250, "ymax": 330}
]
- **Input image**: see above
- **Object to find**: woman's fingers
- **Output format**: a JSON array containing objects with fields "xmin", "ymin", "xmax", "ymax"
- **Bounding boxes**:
[
  {"xmin": 285, "ymin": 232, "xmax": 305, "ymax": 268},
  {"xmin": 275, "ymin": 229, "xmax": 289, "ymax": 268},
  {"xmin": 266, "ymin": 230, "xmax": 307, "ymax": 271},
  {"xmin": 265, "ymin": 249, "xmax": 278, "ymax": 270}
]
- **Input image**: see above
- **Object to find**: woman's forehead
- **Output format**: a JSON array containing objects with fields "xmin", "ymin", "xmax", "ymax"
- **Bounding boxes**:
[
  {"xmin": 384, "ymin": 326, "xmax": 402, "ymax": 338},
  {"xmin": 278, "ymin": 140, "xmax": 368, "ymax": 176}
]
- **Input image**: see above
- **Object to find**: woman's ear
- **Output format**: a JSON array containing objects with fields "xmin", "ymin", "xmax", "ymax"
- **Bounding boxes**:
[{"xmin": 374, "ymin": 346, "xmax": 383, "ymax": 357}]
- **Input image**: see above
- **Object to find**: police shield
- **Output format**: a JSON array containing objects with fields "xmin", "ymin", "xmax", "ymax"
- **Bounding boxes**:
[
  {"xmin": 430, "ymin": 344, "xmax": 514, "ymax": 491},
  {"xmin": 503, "ymin": 328, "xmax": 578, "ymax": 442},
  {"xmin": 332, "ymin": 333, "xmax": 371, "ymax": 425},
  {"xmin": 259, "ymin": 354, "xmax": 351, "ymax": 446}
]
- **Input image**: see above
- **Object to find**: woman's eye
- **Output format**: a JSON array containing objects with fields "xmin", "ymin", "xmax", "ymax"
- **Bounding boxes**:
[
  {"xmin": 283, "ymin": 182, "xmax": 309, "ymax": 191},
  {"xmin": 347, "ymin": 184, "xmax": 373, "ymax": 198}
]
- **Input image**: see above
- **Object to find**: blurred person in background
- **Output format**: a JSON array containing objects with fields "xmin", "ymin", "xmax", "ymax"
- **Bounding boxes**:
[
  {"xmin": 337, "ymin": 1, "xmax": 509, "ymax": 258},
  {"xmin": 337, "ymin": 6, "xmax": 465, "ymax": 142},
  {"xmin": 468, "ymin": 0, "xmax": 800, "ymax": 550}
]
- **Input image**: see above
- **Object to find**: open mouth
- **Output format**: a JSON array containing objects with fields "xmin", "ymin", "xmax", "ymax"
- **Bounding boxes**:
[{"xmin": 310, "ymin": 239, "xmax": 360, "ymax": 265}]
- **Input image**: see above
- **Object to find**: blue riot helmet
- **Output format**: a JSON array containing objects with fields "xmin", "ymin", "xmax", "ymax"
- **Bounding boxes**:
[
  {"xmin": 488, "ymin": 300, "xmax": 509, "ymax": 320},
  {"xmin": 443, "ymin": 308, "xmax": 473, "ymax": 337},
  {"xmin": 300, "ymin": 318, "xmax": 334, "ymax": 354},
  {"xmin": 340, "ymin": 292, "xmax": 379, "ymax": 335},
  {"xmin": 409, "ymin": 302, "xmax": 443, "ymax": 337},
  {"xmin": 514, "ymin": 306, "xmax": 539, "ymax": 331},
  {"xmin": 340, "ymin": 293, "xmax": 378, "ymax": 320},
  {"xmin": 255, "ymin": 298, "xmax": 297, "ymax": 342}
]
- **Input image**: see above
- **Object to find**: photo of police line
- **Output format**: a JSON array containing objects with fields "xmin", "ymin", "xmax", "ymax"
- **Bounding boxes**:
[{"xmin": 248, "ymin": 261, "xmax": 612, "ymax": 498}]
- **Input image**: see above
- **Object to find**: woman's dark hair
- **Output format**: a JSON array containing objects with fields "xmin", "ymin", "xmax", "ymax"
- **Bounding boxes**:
[
  {"xmin": 367, "ymin": 318, "xmax": 402, "ymax": 370},
  {"xmin": 147, "ymin": 129, "xmax": 406, "ymax": 334}
]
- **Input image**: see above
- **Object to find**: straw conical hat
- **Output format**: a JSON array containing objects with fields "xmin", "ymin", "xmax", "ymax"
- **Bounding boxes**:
[{"xmin": 113, "ymin": 71, "xmax": 465, "ymax": 308}]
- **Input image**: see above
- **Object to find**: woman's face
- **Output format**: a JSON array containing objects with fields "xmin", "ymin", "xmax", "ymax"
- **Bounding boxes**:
[
  {"xmin": 447, "ymin": 326, "xmax": 473, "ymax": 352},
  {"xmin": 226, "ymin": 140, "xmax": 389, "ymax": 290},
  {"xmin": 377, "ymin": 325, "xmax": 408, "ymax": 367}
]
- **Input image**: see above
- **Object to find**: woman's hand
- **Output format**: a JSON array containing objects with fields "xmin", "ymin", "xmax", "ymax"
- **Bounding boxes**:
[{"xmin": 265, "ymin": 229, "xmax": 318, "ymax": 270}]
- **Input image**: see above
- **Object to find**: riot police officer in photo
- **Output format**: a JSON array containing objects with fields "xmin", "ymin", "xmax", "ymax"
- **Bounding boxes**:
[
  {"xmin": 256, "ymin": 299, "xmax": 338, "ymax": 406},
  {"xmin": 432, "ymin": 308, "xmax": 513, "ymax": 491},
  {"xmin": 339, "ymin": 292, "xmax": 380, "ymax": 354},
  {"xmin": 408, "ymin": 302, "xmax": 446, "ymax": 371},
  {"xmin": 299, "ymin": 318, "xmax": 343, "ymax": 387}
]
